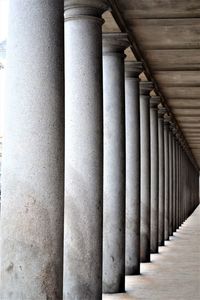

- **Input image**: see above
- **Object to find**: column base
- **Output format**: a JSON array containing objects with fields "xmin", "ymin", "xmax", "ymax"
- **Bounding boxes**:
[
  {"xmin": 159, "ymin": 241, "xmax": 165, "ymax": 246},
  {"xmin": 125, "ymin": 267, "xmax": 140, "ymax": 276},
  {"xmin": 151, "ymin": 249, "xmax": 159, "ymax": 254},
  {"xmin": 140, "ymin": 256, "xmax": 151, "ymax": 263},
  {"xmin": 103, "ymin": 286, "xmax": 125, "ymax": 294}
]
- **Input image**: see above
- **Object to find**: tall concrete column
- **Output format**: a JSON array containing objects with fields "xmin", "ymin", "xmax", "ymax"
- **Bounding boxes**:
[
  {"xmin": 182, "ymin": 148, "xmax": 187, "ymax": 221},
  {"xmin": 172, "ymin": 127, "xmax": 177, "ymax": 232},
  {"xmin": 181, "ymin": 144, "xmax": 184, "ymax": 224},
  {"xmin": 179, "ymin": 145, "xmax": 182, "ymax": 225},
  {"xmin": 178, "ymin": 142, "xmax": 182, "ymax": 226},
  {"xmin": 164, "ymin": 115, "xmax": 170, "ymax": 240},
  {"xmin": 103, "ymin": 33, "xmax": 129, "ymax": 293},
  {"xmin": 63, "ymin": 1, "xmax": 108, "ymax": 299},
  {"xmin": 174, "ymin": 137, "xmax": 178, "ymax": 230},
  {"xmin": 175, "ymin": 137, "xmax": 180, "ymax": 229},
  {"xmin": 168, "ymin": 126, "xmax": 173, "ymax": 236},
  {"xmin": 158, "ymin": 107, "xmax": 166, "ymax": 246},
  {"xmin": 1, "ymin": 1, "xmax": 65, "ymax": 299},
  {"xmin": 150, "ymin": 96, "xmax": 160, "ymax": 253},
  {"xmin": 179, "ymin": 144, "xmax": 183, "ymax": 224},
  {"xmin": 139, "ymin": 81, "xmax": 154, "ymax": 263},
  {"xmin": 125, "ymin": 61, "xmax": 143, "ymax": 275}
]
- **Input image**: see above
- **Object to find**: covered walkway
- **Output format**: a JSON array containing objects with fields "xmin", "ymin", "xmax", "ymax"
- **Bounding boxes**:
[
  {"xmin": 0, "ymin": 1, "xmax": 200, "ymax": 299},
  {"xmin": 104, "ymin": 205, "xmax": 200, "ymax": 300}
]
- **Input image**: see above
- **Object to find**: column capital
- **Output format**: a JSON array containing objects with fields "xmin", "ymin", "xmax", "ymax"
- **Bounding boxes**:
[
  {"xmin": 182, "ymin": 141, "xmax": 187, "ymax": 151},
  {"xmin": 176, "ymin": 132, "xmax": 184, "ymax": 145},
  {"xmin": 102, "ymin": 30, "xmax": 127, "ymax": 293},
  {"xmin": 178, "ymin": 137, "xmax": 183, "ymax": 147},
  {"xmin": 169, "ymin": 120, "xmax": 176, "ymax": 132},
  {"xmin": 164, "ymin": 114, "xmax": 171, "ymax": 125},
  {"xmin": 172, "ymin": 126, "xmax": 178, "ymax": 136},
  {"xmin": 103, "ymin": 33, "xmax": 130, "ymax": 54},
  {"xmin": 179, "ymin": 134, "xmax": 185, "ymax": 145},
  {"xmin": 140, "ymin": 81, "xmax": 154, "ymax": 96},
  {"xmin": 158, "ymin": 106, "xmax": 167, "ymax": 119},
  {"xmin": 64, "ymin": 0, "xmax": 109, "ymax": 19},
  {"xmin": 175, "ymin": 131, "xmax": 181, "ymax": 141},
  {"xmin": 150, "ymin": 95, "xmax": 161, "ymax": 108},
  {"xmin": 125, "ymin": 61, "xmax": 143, "ymax": 78}
]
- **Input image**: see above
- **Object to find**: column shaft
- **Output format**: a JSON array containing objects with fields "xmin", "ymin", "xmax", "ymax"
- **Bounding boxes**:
[
  {"xmin": 180, "ymin": 147, "xmax": 183, "ymax": 224},
  {"xmin": 172, "ymin": 134, "xmax": 176, "ymax": 232},
  {"xmin": 164, "ymin": 119, "xmax": 169, "ymax": 240},
  {"xmin": 125, "ymin": 62, "xmax": 143, "ymax": 275},
  {"xmin": 176, "ymin": 139, "xmax": 179, "ymax": 229},
  {"xmin": 150, "ymin": 97, "xmax": 160, "ymax": 253},
  {"xmin": 158, "ymin": 110, "xmax": 165, "ymax": 246},
  {"xmin": 64, "ymin": 2, "xmax": 108, "ymax": 299},
  {"xmin": 1, "ymin": 1, "xmax": 65, "ymax": 298},
  {"xmin": 168, "ymin": 129, "xmax": 173, "ymax": 236},
  {"xmin": 140, "ymin": 82, "xmax": 153, "ymax": 262},
  {"xmin": 178, "ymin": 144, "xmax": 181, "ymax": 227},
  {"xmin": 103, "ymin": 33, "xmax": 129, "ymax": 293}
]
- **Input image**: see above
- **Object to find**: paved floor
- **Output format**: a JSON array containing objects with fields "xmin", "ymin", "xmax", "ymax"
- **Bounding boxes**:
[{"xmin": 103, "ymin": 205, "xmax": 200, "ymax": 300}]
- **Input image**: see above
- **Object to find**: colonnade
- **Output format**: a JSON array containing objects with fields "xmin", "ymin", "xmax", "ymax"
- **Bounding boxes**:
[{"xmin": 0, "ymin": 1, "xmax": 199, "ymax": 299}]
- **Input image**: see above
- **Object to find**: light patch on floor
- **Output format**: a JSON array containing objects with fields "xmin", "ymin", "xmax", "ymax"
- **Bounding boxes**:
[{"xmin": 103, "ymin": 205, "xmax": 200, "ymax": 300}]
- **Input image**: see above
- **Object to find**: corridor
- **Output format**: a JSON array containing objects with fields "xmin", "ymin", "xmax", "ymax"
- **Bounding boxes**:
[
  {"xmin": 103, "ymin": 205, "xmax": 200, "ymax": 300},
  {"xmin": 1, "ymin": 1, "xmax": 200, "ymax": 298}
]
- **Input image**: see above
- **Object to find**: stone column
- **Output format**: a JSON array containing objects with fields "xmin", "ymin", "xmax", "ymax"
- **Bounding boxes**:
[
  {"xmin": 175, "ymin": 136, "xmax": 179, "ymax": 230},
  {"xmin": 139, "ymin": 81, "xmax": 154, "ymax": 263},
  {"xmin": 168, "ymin": 125, "xmax": 173, "ymax": 236},
  {"xmin": 103, "ymin": 33, "xmax": 129, "ymax": 293},
  {"xmin": 150, "ymin": 96, "xmax": 160, "ymax": 253},
  {"xmin": 1, "ymin": 1, "xmax": 65, "ymax": 299},
  {"xmin": 172, "ymin": 127, "xmax": 177, "ymax": 233},
  {"xmin": 179, "ymin": 141, "xmax": 183, "ymax": 225},
  {"xmin": 63, "ymin": 1, "xmax": 108, "ymax": 299},
  {"xmin": 182, "ymin": 147, "xmax": 187, "ymax": 221},
  {"xmin": 178, "ymin": 142, "xmax": 182, "ymax": 226},
  {"xmin": 158, "ymin": 107, "xmax": 166, "ymax": 246},
  {"xmin": 125, "ymin": 61, "xmax": 143, "ymax": 275},
  {"xmin": 181, "ymin": 144, "xmax": 185, "ymax": 224},
  {"xmin": 164, "ymin": 115, "xmax": 170, "ymax": 240}
]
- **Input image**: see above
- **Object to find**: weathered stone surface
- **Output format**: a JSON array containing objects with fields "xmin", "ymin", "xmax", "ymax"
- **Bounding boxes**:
[
  {"xmin": 63, "ymin": 1, "xmax": 108, "ymax": 299},
  {"xmin": 150, "ymin": 96, "xmax": 160, "ymax": 253},
  {"xmin": 1, "ymin": 1, "xmax": 65, "ymax": 299},
  {"xmin": 158, "ymin": 107, "xmax": 167, "ymax": 246},
  {"xmin": 164, "ymin": 116, "xmax": 170, "ymax": 240},
  {"xmin": 125, "ymin": 61, "xmax": 143, "ymax": 275},
  {"xmin": 103, "ymin": 32, "xmax": 129, "ymax": 294},
  {"xmin": 139, "ymin": 81, "xmax": 153, "ymax": 263}
]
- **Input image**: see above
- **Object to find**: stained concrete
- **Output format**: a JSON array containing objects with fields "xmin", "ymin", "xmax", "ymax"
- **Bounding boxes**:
[
  {"xmin": 0, "ymin": 1, "xmax": 65, "ymax": 298},
  {"xmin": 164, "ymin": 118, "xmax": 170, "ymax": 241},
  {"xmin": 168, "ymin": 129, "xmax": 173, "ymax": 236},
  {"xmin": 172, "ymin": 133, "xmax": 177, "ymax": 232},
  {"xmin": 63, "ymin": 1, "xmax": 108, "ymax": 299},
  {"xmin": 139, "ymin": 81, "xmax": 153, "ymax": 263},
  {"xmin": 149, "ymin": 96, "xmax": 160, "ymax": 254},
  {"xmin": 158, "ymin": 108, "xmax": 166, "ymax": 246},
  {"xmin": 103, "ymin": 33, "xmax": 129, "ymax": 294},
  {"xmin": 103, "ymin": 205, "xmax": 200, "ymax": 300},
  {"xmin": 125, "ymin": 62, "xmax": 143, "ymax": 276}
]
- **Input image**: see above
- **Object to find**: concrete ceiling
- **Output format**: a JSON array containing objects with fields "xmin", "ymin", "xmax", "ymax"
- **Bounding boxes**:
[{"xmin": 103, "ymin": 0, "xmax": 200, "ymax": 168}]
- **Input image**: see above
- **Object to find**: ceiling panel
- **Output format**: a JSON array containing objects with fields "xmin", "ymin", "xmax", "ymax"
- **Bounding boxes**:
[{"xmin": 115, "ymin": 0, "xmax": 200, "ymax": 166}]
